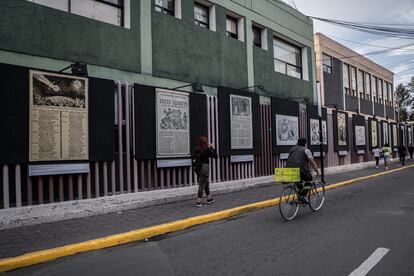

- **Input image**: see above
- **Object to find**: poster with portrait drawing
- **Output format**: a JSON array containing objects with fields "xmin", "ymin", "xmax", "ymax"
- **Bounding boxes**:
[
  {"xmin": 276, "ymin": 114, "xmax": 299, "ymax": 146},
  {"xmin": 29, "ymin": 70, "xmax": 88, "ymax": 162},
  {"xmin": 355, "ymin": 125, "xmax": 366, "ymax": 146},
  {"xmin": 392, "ymin": 124, "xmax": 398, "ymax": 147},
  {"xmin": 337, "ymin": 112, "xmax": 347, "ymax": 146},
  {"xmin": 230, "ymin": 94, "xmax": 253, "ymax": 149},
  {"xmin": 371, "ymin": 120, "xmax": 378, "ymax": 148},
  {"xmin": 310, "ymin": 119, "xmax": 327, "ymax": 145},
  {"xmin": 156, "ymin": 89, "xmax": 190, "ymax": 157},
  {"xmin": 382, "ymin": 122, "xmax": 389, "ymax": 145}
]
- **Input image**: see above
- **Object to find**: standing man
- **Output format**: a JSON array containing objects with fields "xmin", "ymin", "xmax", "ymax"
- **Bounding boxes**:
[
  {"xmin": 408, "ymin": 144, "xmax": 414, "ymax": 159},
  {"xmin": 398, "ymin": 144, "xmax": 407, "ymax": 166}
]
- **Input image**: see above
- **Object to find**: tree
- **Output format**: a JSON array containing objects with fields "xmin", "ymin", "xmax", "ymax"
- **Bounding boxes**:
[{"xmin": 395, "ymin": 83, "xmax": 412, "ymax": 122}]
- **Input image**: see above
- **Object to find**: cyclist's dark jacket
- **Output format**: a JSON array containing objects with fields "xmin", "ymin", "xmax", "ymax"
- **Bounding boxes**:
[{"xmin": 286, "ymin": 145, "xmax": 311, "ymax": 177}]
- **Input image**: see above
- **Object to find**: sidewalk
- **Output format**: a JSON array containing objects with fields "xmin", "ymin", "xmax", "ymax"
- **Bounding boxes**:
[{"xmin": 0, "ymin": 160, "xmax": 412, "ymax": 260}]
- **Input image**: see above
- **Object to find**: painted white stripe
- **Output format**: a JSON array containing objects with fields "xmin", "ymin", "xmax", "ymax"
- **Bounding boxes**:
[{"xmin": 349, "ymin": 247, "xmax": 390, "ymax": 276}]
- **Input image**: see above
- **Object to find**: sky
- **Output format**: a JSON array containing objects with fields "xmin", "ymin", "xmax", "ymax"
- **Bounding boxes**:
[{"xmin": 280, "ymin": 0, "xmax": 414, "ymax": 86}]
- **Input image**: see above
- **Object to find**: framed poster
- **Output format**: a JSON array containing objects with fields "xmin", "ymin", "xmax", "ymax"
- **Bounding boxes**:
[
  {"xmin": 392, "ymin": 123, "xmax": 398, "ymax": 148},
  {"xmin": 382, "ymin": 122, "xmax": 389, "ymax": 145},
  {"xmin": 337, "ymin": 112, "xmax": 347, "ymax": 146},
  {"xmin": 156, "ymin": 89, "xmax": 190, "ymax": 158},
  {"xmin": 275, "ymin": 114, "xmax": 299, "ymax": 146},
  {"xmin": 408, "ymin": 127, "xmax": 413, "ymax": 146},
  {"xmin": 371, "ymin": 120, "xmax": 378, "ymax": 148},
  {"xmin": 310, "ymin": 119, "xmax": 327, "ymax": 145},
  {"xmin": 355, "ymin": 125, "xmax": 366, "ymax": 146},
  {"xmin": 29, "ymin": 70, "xmax": 88, "ymax": 162},
  {"xmin": 230, "ymin": 94, "xmax": 253, "ymax": 149}
]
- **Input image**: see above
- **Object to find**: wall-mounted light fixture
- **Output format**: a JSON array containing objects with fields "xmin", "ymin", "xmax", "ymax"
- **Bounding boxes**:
[{"xmin": 59, "ymin": 62, "xmax": 88, "ymax": 77}]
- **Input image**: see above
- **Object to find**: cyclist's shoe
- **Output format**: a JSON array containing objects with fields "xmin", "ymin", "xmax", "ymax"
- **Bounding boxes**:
[{"xmin": 299, "ymin": 196, "xmax": 309, "ymax": 205}]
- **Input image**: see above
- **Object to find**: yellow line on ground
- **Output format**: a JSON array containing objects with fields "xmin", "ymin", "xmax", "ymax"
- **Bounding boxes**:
[{"xmin": 0, "ymin": 164, "xmax": 413, "ymax": 272}]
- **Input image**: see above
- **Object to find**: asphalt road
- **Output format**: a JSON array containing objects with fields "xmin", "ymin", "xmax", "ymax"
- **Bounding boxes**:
[{"xmin": 9, "ymin": 167, "xmax": 414, "ymax": 276}]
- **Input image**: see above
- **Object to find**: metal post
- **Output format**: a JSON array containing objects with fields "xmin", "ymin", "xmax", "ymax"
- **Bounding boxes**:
[{"xmin": 317, "ymin": 81, "xmax": 325, "ymax": 183}]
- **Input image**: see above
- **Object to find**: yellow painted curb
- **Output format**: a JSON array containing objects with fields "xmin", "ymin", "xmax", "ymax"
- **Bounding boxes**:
[{"xmin": 0, "ymin": 164, "xmax": 413, "ymax": 272}]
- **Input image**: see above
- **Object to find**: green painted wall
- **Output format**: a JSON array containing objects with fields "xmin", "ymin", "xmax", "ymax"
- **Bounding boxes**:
[
  {"xmin": 151, "ymin": 2, "xmax": 248, "ymax": 89},
  {"xmin": 0, "ymin": 0, "xmax": 141, "ymax": 73}
]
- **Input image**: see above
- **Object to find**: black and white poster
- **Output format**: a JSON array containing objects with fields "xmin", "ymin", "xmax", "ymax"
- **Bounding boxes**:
[
  {"xmin": 156, "ymin": 89, "xmax": 190, "ymax": 157},
  {"xmin": 382, "ymin": 122, "xmax": 389, "ymax": 145},
  {"xmin": 29, "ymin": 70, "xmax": 88, "ymax": 161},
  {"xmin": 392, "ymin": 124, "xmax": 398, "ymax": 147},
  {"xmin": 408, "ymin": 127, "xmax": 413, "ymax": 146},
  {"xmin": 337, "ymin": 112, "xmax": 347, "ymax": 146},
  {"xmin": 230, "ymin": 94, "xmax": 253, "ymax": 149},
  {"xmin": 276, "ymin": 114, "xmax": 299, "ymax": 146},
  {"xmin": 355, "ymin": 125, "xmax": 366, "ymax": 146},
  {"xmin": 310, "ymin": 119, "xmax": 327, "ymax": 145},
  {"xmin": 371, "ymin": 120, "xmax": 378, "ymax": 148}
]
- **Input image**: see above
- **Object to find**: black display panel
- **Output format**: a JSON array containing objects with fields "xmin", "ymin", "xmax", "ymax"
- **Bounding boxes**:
[
  {"xmin": 218, "ymin": 87, "xmax": 261, "ymax": 156},
  {"xmin": 332, "ymin": 110, "xmax": 349, "ymax": 152},
  {"xmin": 368, "ymin": 117, "xmax": 379, "ymax": 150},
  {"xmin": 88, "ymin": 77, "xmax": 115, "ymax": 161},
  {"xmin": 307, "ymin": 105, "xmax": 328, "ymax": 153},
  {"xmin": 352, "ymin": 114, "xmax": 366, "ymax": 152},
  {"xmin": 0, "ymin": 63, "xmax": 29, "ymax": 164},
  {"xmin": 271, "ymin": 97, "xmax": 300, "ymax": 154}
]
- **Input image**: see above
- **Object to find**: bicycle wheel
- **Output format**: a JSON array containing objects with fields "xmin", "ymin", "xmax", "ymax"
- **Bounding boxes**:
[
  {"xmin": 308, "ymin": 180, "xmax": 325, "ymax": 211},
  {"xmin": 279, "ymin": 185, "xmax": 299, "ymax": 221}
]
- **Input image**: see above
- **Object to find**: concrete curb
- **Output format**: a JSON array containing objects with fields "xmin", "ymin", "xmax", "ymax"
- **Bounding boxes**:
[
  {"xmin": 0, "ymin": 160, "xmax": 389, "ymax": 230},
  {"xmin": 0, "ymin": 163, "xmax": 412, "ymax": 273}
]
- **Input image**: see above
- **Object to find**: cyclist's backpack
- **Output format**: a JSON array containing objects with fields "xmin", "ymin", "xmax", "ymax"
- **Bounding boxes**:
[{"xmin": 191, "ymin": 152, "xmax": 202, "ymax": 174}]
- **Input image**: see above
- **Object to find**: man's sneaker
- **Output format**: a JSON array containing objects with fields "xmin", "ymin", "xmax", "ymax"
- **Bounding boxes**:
[
  {"xmin": 207, "ymin": 198, "xmax": 215, "ymax": 204},
  {"xmin": 375, "ymin": 166, "xmax": 379, "ymax": 169},
  {"xmin": 195, "ymin": 202, "xmax": 204, "ymax": 207}
]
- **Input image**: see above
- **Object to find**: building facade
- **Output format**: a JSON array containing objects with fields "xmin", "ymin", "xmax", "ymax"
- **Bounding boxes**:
[
  {"xmin": 314, "ymin": 33, "xmax": 403, "ymax": 166},
  {"xmin": 1, "ymin": 0, "xmax": 317, "ymax": 209}
]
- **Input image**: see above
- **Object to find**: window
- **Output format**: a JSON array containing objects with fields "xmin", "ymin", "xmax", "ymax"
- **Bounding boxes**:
[
  {"xmin": 383, "ymin": 81, "xmax": 388, "ymax": 103},
  {"xmin": 365, "ymin": 73, "xmax": 371, "ymax": 100},
  {"xmin": 343, "ymin": 63, "xmax": 350, "ymax": 95},
  {"xmin": 273, "ymin": 38, "xmax": 302, "ymax": 79},
  {"xmin": 351, "ymin": 67, "xmax": 357, "ymax": 96},
  {"xmin": 377, "ymin": 78, "xmax": 383, "ymax": 104},
  {"xmin": 252, "ymin": 25, "xmax": 262, "ymax": 48},
  {"xmin": 322, "ymin": 54, "xmax": 332, "ymax": 74},
  {"xmin": 194, "ymin": 2, "xmax": 209, "ymax": 28},
  {"xmin": 226, "ymin": 16, "xmax": 238, "ymax": 39},
  {"xmin": 372, "ymin": 76, "xmax": 377, "ymax": 102},
  {"xmin": 155, "ymin": 0, "xmax": 174, "ymax": 16},
  {"xmin": 28, "ymin": 0, "xmax": 125, "ymax": 26},
  {"xmin": 388, "ymin": 83, "xmax": 394, "ymax": 106},
  {"xmin": 357, "ymin": 70, "xmax": 364, "ymax": 98}
]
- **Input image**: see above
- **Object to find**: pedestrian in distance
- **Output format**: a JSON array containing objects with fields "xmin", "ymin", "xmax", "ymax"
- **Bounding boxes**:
[
  {"xmin": 192, "ymin": 136, "xmax": 218, "ymax": 207},
  {"xmin": 372, "ymin": 146, "xmax": 381, "ymax": 169},
  {"xmin": 381, "ymin": 143, "xmax": 392, "ymax": 170},
  {"xmin": 408, "ymin": 144, "xmax": 414, "ymax": 159},
  {"xmin": 398, "ymin": 144, "xmax": 407, "ymax": 166}
]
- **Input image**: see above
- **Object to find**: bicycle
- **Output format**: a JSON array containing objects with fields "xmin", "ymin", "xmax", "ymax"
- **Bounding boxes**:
[{"xmin": 275, "ymin": 168, "xmax": 325, "ymax": 221}]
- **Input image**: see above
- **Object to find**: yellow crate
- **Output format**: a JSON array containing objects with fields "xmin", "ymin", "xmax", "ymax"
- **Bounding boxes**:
[{"xmin": 274, "ymin": 168, "xmax": 300, "ymax": 182}]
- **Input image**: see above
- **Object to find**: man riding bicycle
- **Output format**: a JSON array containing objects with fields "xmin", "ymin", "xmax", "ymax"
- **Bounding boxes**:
[{"xmin": 286, "ymin": 138, "xmax": 321, "ymax": 203}]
